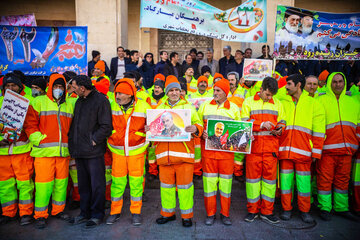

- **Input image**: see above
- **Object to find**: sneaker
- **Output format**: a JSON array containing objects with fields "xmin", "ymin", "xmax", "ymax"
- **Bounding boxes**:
[
  {"xmin": 54, "ymin": 212, "xmax": 71, "ymax": 222},
  {"xmin": 280, "ymin": 210, "xmax": 292, "ymax": 221},
  {"xmin": 244, "ymin": 213, "xmax": 258, "ymax": 223},
  {"xmin": 106, "ymin": 214, "xmax": 120, "ymax": 225},
  {"xmin": 132, "ymin": 214, "xmax": 142, "ymax": 226},
  {"xmin": 69, "ymin": 215, "xmax": 89, "ymax": 225},
  {"xmin": 205, "ymin": 215, "xmax": 215, "ymax": 226},
  {"xmin": 0, "ymin": 215, "xmax": 13, "ymax": 225},
  {"xmin": 156, "ymin": 215, "xmax": 176, "ymax": 224},
  {"xmin": 300, "ymin": 212, "xmax": 314, "ymax": 223},
  {"xmin": 85, "ymin": 218, "xmax": 101, "ymax": 229},
  {"xmin": 260, "ymin": 214, "xmax": 280, "ymax": 224},
  {"xmin": 20, "ymin": 215, "xmax": 33, "ymax": 226},
  {"xmin": 335, "ymin": 211, "xmax": 359, "ymax": 222},
  {"xmin": 220, "ymin": 214, "xmax": 232, "ymax": 226},
  {"xmin": 182, "ymin": 218, "xmax": 192, "ymax": 227},
  {"xmin": 35, "ymin": 217, "xmax": 46, "ymax": 229}
]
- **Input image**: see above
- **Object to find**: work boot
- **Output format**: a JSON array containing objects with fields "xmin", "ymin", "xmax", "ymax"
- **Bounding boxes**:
[
  {"xmin": 260, "ymin": 214, "xmax": 280, "ymax": 224},
  {"xmin": 106, "ymin": 214, "xmax": 120, "ymax": 225},
  {"xmin": 335, "ymin": 211, "xmax": 359, "ymax": 222},
  {"xmin": 156, "ymin": 215, "xmax": 176, "ymax": 224},
  {"xmin": 244, "ymin": 213, "xmax": 258, "ymax": 223},
  {"xmin": 319, "ymin": 210, "xmax": 332, "ymax": 221},
  {"xmin": 220, "ymin": 214, "xmax": 232, "ymax": 226},
  {"xmin": 280, "ymin": 210, "xmax": 291, "ymax": 221},
  {"xmin": 85, "ymin": 218, "xmax": 101, "ymax": 228},
  {"xmin": 182, "ymin": 218, "xmax": 192, "ymax": 227},
  {"xmin": 35, "ymin": 217, "xmax": 46, "ymax": 229},
  {"xmin": 69, "ymin": 215, "xmax": 89, "ymax": 225},
  {"xmin": 204, "ymin": 215, "xmax": 215, "ymax": 226},
  {"xmin": 300, "ymin": 212, "xmax": 314, "ymax": 223},
  {"xmin": 0, "ymin": 215, "xmax": 13, "ymax": 225},
  {"xmin": 132, "ymin": 214, "xmax": 142, "ymax": 226},
  {"xmin": 54, "ymin": 212, "xmax": 71, "ymax": 222},
  {"xmin": 69, "ymin": 201, "xmax": 80, "ymax": 210},
  {"xmin": 20, "ymin": 215, "xmax": 33, "ymax": 226},
  {"xmin": 104, "ymin": 200, "xmax": 111, "ymax": 209}
]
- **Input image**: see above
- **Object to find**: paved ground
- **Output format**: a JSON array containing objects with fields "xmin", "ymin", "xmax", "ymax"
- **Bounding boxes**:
[{"xmin": 1, "ymin": 179, "xmax": 360, "ymax": 240}]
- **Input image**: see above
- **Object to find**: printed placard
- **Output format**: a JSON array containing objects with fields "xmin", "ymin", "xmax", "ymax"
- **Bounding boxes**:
[{"xmin": 243, "ymin": 58, "xmax": 273, "ymax": 81}]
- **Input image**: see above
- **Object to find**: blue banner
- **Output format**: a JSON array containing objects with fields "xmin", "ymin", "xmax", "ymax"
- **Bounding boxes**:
[
  {"xmin": 0, "ymin": 26, "xmax": 87, "ymax": 75},
  {"xmin": 140, "ymin": 0, "xmax": 267, "ymax": 42},
  {"xmin": 273, "ymin": 6, "xmax": 360, "ymax": 60}
]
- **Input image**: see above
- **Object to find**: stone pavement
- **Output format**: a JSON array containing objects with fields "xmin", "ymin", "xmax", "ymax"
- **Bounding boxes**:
[{"xmin": 1, "ymin": 179, "xmax": 360, "ymax": 240}]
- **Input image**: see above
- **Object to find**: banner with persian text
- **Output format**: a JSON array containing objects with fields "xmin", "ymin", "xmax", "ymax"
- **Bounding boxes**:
[
  {"xmin": 0, "ymin": 26, "xmax": 87, "ymax": 75},
  {"xmin": 140, "ymin": 0, "xmax": 267, "ymax": 42},
  {"xmin": 273, "ymin": 5, "xmax": 360, "ymax": 60}
]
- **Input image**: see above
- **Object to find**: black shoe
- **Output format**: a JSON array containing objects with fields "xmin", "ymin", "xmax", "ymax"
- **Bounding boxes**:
[
  {"xmin": 20, "ymin": 215, "xmax": 33, "ymax": 226},
  {"xmin": 142, "ymin": 193, "xmax": 148, "ymax": 203},
  {"xmin": 280, "ymin": 210, "xmax": 291, "ymax": 221},
  {"xmin": 319, "ymin": 210, "xmax": 331, "ymax": 221},
  {"xmin": 69, "ymin": 215, "xmax": 89, "ymax": 225},
  {"xmin": 132, "ymin": 214, "xmax": 142, "ymax": 226},
  {"xmin": 220, "ymin": 214, "xmax": 232, "ymax": 226},
  {"xmin": 147, "ymin": 174, "xmax": 157, "ymax": 182},
  {"xmin": 106, "ymin": 214, "xmax": 120, "ymax": 225},
  {"xmin": 0, "ymin": 215, "xmax": 13, "ymax": 225},
  {"xmin": 300, "ymin": 212, "xmax": 314, "ymax": 223},
  {"xmin": 69, "ymin": 201, "xmax": 80, "ymax": 210},
  {"xmin": 104, "ymin": 200, "xmax": 111, "ymax": 209},
  {"xmin": 335, "ymin": 211, "xmax": 359, "ymax": 222},
  {"xmin": 260, "ymin": 214, "xmax": 280, "ymax": 224},
  {"xmin": 244, "ymin": 213, "xmax": 258, "ymax": 223},
  {"xmin": 85, "ymin": 218, "xmax": 101, "ymax": 228},
  {"xmin": 205, "ymin": 215, "xmax": 216, "ymax": 225},
  {"xmin": 182, "ymin": 218, "xmax": 192, "ymax": 227},
  {"xmin": 235, "ymin": 175, "xmax": 245, "ymax": 182},
  {"xmin": 35, "ymin": 217, "xmax": 46, "ymax": 229},
  {"xmin": 53, "ymin": 212, "xmax": 71, "ymax": 222},
  {"xmin": 156, "ymin": 215, "xmax": 176, "ymax": 224}
]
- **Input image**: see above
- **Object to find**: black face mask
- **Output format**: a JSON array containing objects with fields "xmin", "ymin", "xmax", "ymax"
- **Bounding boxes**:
[{"xmin": 152, "ymin": 91, "xmax": 165, "ymax": 100}]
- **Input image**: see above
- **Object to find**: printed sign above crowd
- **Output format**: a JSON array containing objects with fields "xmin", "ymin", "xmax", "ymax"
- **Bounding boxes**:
[
  {"xmin": 0, "ymin": 26, "xmax": 87, "ymax": 76},
  {"xmin": 140, "ymin": 0, "xmax": 267, "ymax": 42},
  {"xmin": 0, "ymin": 14, "xmax": 37, "ymax": 26},
  {"xmin": 243, "ymin": 59, "xmax": 273, "ymax": 81},
  {"xmin": 273, "ymin": 5, "xmax": 360, "ymax": 60}
]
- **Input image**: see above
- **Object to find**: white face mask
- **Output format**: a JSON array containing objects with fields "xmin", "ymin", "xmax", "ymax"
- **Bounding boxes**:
[{"xmin": 53, "ymin": 88, "xmax": 64, "ymax": 99}]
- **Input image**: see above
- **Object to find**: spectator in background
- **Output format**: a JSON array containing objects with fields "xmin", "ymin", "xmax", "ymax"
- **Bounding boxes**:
[
  {"xmin": 226, "ymin": 50, "xmax": 244, "ymax": 78},
  {"xmin": 275, "ymin": 60, "xmax": 288, "ymax": 77},
  {"xmin": 244, "ymin": 48, "xmax": 252, "ymax": 59},
  {"xmin": 163, "ymin": 52, "xmax": 182, "ymax": 78},
  {"xmin": 199, "ymin": 47, "xmax": 219, "ymax": 76},
  {"xmin": 110, "ymin": 46, "xmax": 128, "ymax": 84},
  {"xmin": 197, "ymin": 51, "xmax": 204, "ymax": 61},
  {"xmin": 154, "ymin": 51, "xmax": 169, "ymax": 75},
  {"xmin": 257, "ymin": 45, "xmax": 272, "ymax": 59},
  {"xmin": 88, "ymin": 50, "xmax": 110, "ymax": 77},
  {"xmin": 140, "ymin": 52, "xmax": 155, "ymax": 89},
  {"xmin": 298, "ymin": 60, "xmax": 321, "ymax": 77},
  {"xmin": 124, "ymin": 49, "xmax": 131, "ymax": 58},
  {"xmin": 219, "ymin": 45, "xmax": 235, "ymax": 76},
  {"xmin": 182, "ymin": 54, "xmax": 200, "ymax": 78},
  {"xmin": 189, "ymin": 48, "xmax": 200, "ymax": 72},
  {"xmin": 126, "ymin": 50, "xmax": 143, "ymax": 72}
]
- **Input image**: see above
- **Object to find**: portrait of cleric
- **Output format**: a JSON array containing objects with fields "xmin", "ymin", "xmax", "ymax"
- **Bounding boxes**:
[
  {"xmin": 207, "ymin": 122, "xmax": 231, "ymax": 150},
  {"xmin": 161, "ymin": 111, "xmax": 182, "ymax": 136}
]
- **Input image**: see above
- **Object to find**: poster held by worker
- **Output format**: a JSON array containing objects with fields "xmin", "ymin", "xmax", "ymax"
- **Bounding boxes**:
[
  {"xmin": 243, "ymin": 58, "xmax": 273, "ymax": 81},
  {"xmin": 146, "ymin": 109, "xmax": 191, "ymax": 142},
  {"xmin": 205, "ymin": 119, "xmax": 253, "ymax": 154},
  {"xmin": 0, "ymin": 89, "xmax": 30, "ymax": 142}
]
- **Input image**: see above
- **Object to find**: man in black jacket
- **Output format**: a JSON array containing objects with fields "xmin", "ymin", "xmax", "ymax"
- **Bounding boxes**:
[
  {"xmin": 163, "ymin": 52, "xmax": 182, "ymax": 78},
  {"xmin": 68, "ymin": 75, "xmax": 113, "ymax": 228}
]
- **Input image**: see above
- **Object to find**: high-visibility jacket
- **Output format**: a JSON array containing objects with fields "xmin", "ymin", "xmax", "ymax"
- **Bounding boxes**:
[
  {"xmin": 24, "ymin": 74, "xmax": 76, "ymax": 158},
  {"xmin": 240, "ymin": 81, "xmax": 262, "ymax": 99},
  {"xmin": 154, "ymin": 97, "xmax": 203, "ymax": 165},
  {"xmin": 206, "ymin": 75, "xmax": 214, "ymax": 90},
  {"xmin": 91, "ymin": 74, "xmax": 113, "ymax": 99},
  {"xmin": 228, "ymin": 87, "xmax": 245, "ymax": 111},
  {"xmin": 241, "ymin": 93, "xmax": 286, "ymax": 154},
  {"xmin": 317, "ymin": 85, "xmax": 327, "ymax": 96},
  {"xmin": 107, "ymin": 85, "xmax": 151, "ymax": 156},
  {"xmin": 317, "ymin": 72, "xmax": 360, "ymax": 156},
  {"xmin": 137, "ymin": 87, "xmax": 151, "ymax": 105},
  {"xmin": 188, "ymin": 90, "xmax": 212, "ymax": 99},
  {"xmin": 198, "ymin": 99, "xmax": 241, "ymax": 159},
  {"xmin": 186, "ymin": 76, "xmax": 198, "ymax": 93},
  {"xmin": 0, "ymin": 90, "xmax": 32, "ymax": 155},
  {"xmin": 149, "ymin": 95, "xmax": 167, "ymax": 109},
  {"xmin": 278, "ymin": 92, "xmax": 325, "ymax": 162}
]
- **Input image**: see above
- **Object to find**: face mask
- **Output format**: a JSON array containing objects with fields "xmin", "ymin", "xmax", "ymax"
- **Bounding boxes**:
[
  {"xmin": 32, "ymin": 88, "xmax": 41, "ymax": 97},
  {"xmin": 53, "ymin": 88, "xmax": 64, "ymax": 99}
]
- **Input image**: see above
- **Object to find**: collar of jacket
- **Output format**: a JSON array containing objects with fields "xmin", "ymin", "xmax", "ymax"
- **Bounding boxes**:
[
  {"xmin": 254, "ymin": 91, "xmax": 274, "ymax": 104},
  {"xmin": 165, "ymin": 96, "xmax": 188, "ymax": 107},
  {"xmin": 210, "ymin": 98, "xmax": 231, "ymax": 109}
]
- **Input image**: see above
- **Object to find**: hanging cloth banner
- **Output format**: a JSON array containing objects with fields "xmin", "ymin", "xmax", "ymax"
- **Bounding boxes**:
[
  {"xmin": 0, "ymin": 14, "xmax": 37, "ymax": 26},
  {"xmin": 273, "ymin": 5, "xmax": 360, "ymax": 60},
  {"xmin": 0, "ymin": 26, "xmax": 87, "ymax": 76},
  {"xmin": 140, "ymin": 0, "xmax": 267, "ymax": 42}
]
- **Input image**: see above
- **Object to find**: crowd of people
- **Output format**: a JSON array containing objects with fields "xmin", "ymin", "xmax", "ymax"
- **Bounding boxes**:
[{"xmin": 0, "ymin": 45, "xmax": 359, "ymax": 231}]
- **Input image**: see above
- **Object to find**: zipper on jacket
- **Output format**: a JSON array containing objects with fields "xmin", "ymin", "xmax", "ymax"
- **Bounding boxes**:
[
  {"xmin": 337, "ymin": 99, "xmax": 349, "ymax": 154},
  {"xmin": 57, "ymin": 103, "xmax": 63, "ymax": 157},
  {"xmin": 124, "ymin": 115, "xmax": 131, "ymax": 157},
  {"xmin": 288, "ymin": 100, "xmax": 297, "ymax": 158}
]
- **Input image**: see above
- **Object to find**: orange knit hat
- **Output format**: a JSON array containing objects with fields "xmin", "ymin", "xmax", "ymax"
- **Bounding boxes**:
[
  {"xmin": 115, "ymin": 78, "xmax": 136, "ymax": 96},
  {"xmin": 94, "ymin": 60, "xmax": 105, "ymax": 72},
  {"xmin": 165, "ymin": 75, "xmax": 181, "ymax": 94},
  {"xmin": 154, "ymin": 73, "xmax": 165, "ymax": 83},
  {"xmin": 318, "ymin": 70, "xmax": 329, "ymax": 81},
  {"xmin": 197, "ymin": 75, "xmax": 208, "ymax": 86},
  {"xmin": 213, "ymin": 73, "xmax": 224, "ymax": 81},
  {"xmin": 213, "ymin": 78, "xmax": 230, "ymax": 95}
]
